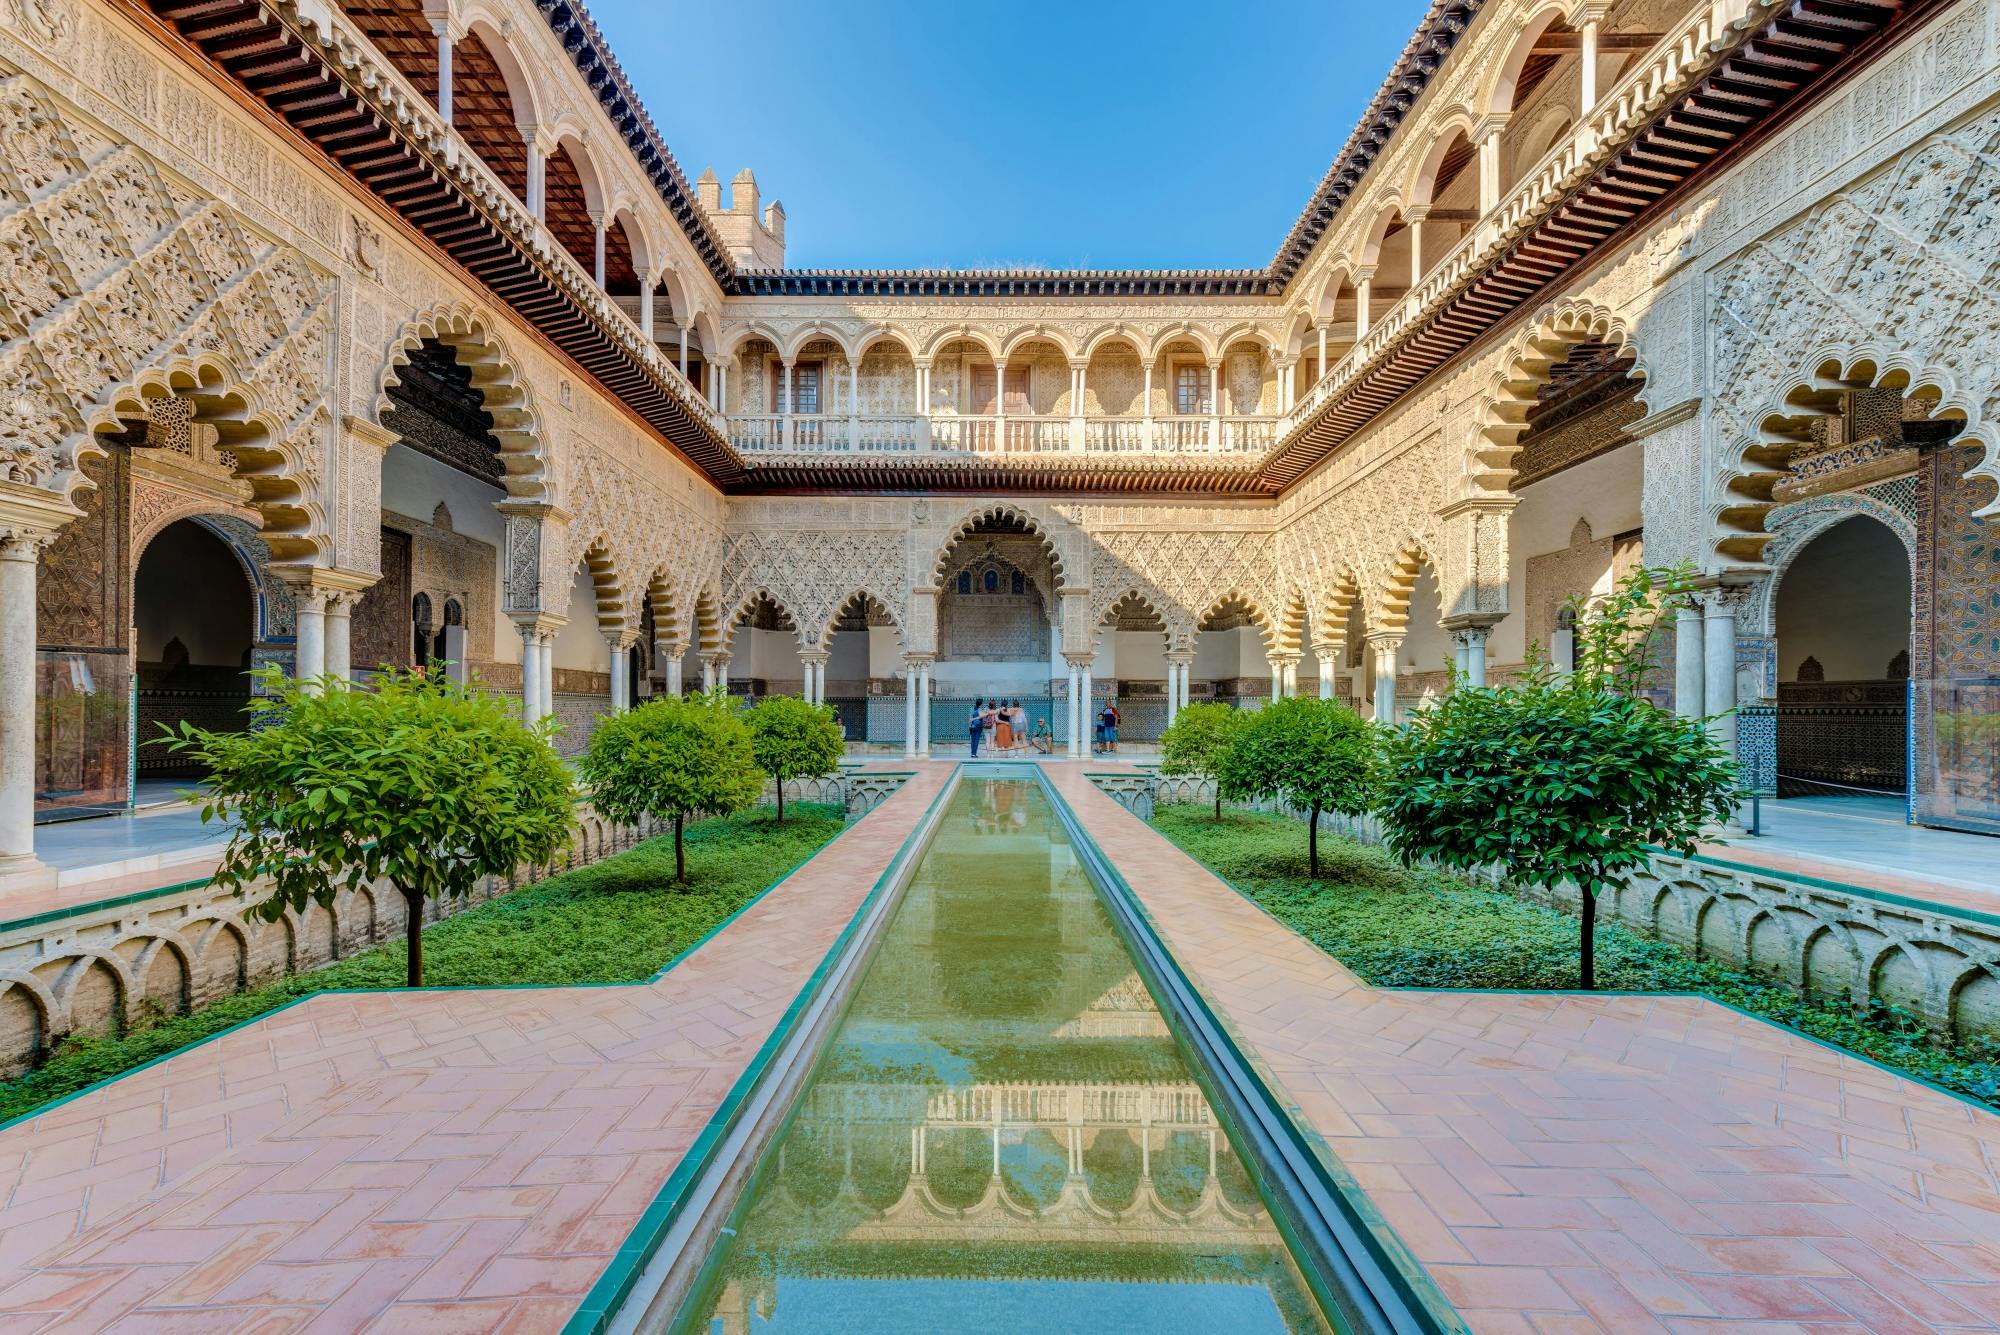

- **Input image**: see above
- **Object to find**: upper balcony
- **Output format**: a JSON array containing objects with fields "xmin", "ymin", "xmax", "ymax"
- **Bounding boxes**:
[{"xmin": 719, "ymin": 331, "xmax": 1289, "ymax": 464}]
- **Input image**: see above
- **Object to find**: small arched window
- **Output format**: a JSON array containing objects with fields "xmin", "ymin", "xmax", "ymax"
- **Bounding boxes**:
[
  {"xmin": 983, "ymin": 568, "xmax": 999, "ymax": 593},
  {"xmin": 957, "ymin": 571, "xmax": 972, "ymax": 594}
]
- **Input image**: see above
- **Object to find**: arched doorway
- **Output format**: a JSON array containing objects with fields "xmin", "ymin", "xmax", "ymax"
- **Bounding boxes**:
[
  {"xmin": 1773, "ymin": 515, "xmax": 1912, "ymax": 806},
  {"xmin": 933, "ymin": 513, "xmax": 1063, "ymax": 752},
  {"xmin": 134, "ymin": 519, "xmax": 256, "ymax": 797}
]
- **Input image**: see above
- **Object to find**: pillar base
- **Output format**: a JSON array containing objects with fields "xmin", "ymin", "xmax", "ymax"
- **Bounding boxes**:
[{"xmin": 0, "ymin": 852, "xmax": 55, "ymax": 896}]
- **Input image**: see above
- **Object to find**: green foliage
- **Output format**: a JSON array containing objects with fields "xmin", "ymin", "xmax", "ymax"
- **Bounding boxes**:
[
  {"xmin": 1157, "ymin": 702, "xmax": 1248, "ymax": 819},
  {"xmin": 745, "ymin": 694, "xmax": 846, "ymax": 821},
  {"xmin": 1214, "ymin": 696, "xmax": 1377, "ymax": 875},
  {"xmin": 165, "ymin": 667, "xmax": 574, "ymax": 985},
  {"xmin": 1152, "ymin": 805, "xmax": 2000, "ymax": 1109},
  {"xmin": 578, "ymin": 688, "xmax": 766, "ymax": 880},
  {"xmin": 0, "ymin": 805, "xmax": 843, "ymax": 1126},
  {"xmin": 1375, "ymin": 565, "xmax": 1737, "ymax": 987}
]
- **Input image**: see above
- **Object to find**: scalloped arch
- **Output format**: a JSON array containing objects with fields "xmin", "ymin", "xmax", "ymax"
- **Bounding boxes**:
[
  {"xmin": 1473, "ymin": 298, "xmax": 1649, "ymax": 495},
  {"xmin": 928, "ymin": 503, "xmax": 1069, "ymax": 589},
  {"xmin": 377, "ymin": 304, "xmax": 553, "ymax": 505}
]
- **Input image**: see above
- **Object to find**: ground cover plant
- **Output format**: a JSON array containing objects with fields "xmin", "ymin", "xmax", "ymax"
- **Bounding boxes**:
[
  {"xmin": 1152, "ymin": 803, "xmax": 2000, "ymax": 1109},
  {"xmin": 0, "ymin": 804, "xmax": 844, "ymax": 1125}
]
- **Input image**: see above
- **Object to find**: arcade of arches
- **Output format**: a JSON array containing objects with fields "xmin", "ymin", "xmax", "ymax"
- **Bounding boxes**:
[{"xmin": 4, "ymin": 0, "xmax": 2000, "ymax": 897}]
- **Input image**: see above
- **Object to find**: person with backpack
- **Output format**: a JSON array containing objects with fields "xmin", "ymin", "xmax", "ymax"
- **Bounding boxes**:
[
  {"xmin": 1100, "ymin": 698, "xmax": 1120, "ymax": 754},
  {"xmin": 968, "ymin": 700, "xmax": 988, "ymax": 757}
]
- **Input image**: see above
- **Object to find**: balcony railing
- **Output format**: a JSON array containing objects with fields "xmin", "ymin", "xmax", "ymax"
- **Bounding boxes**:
[{"xmin": 729, "ymin": 413, "xmax": 1279, "ymax": 457}]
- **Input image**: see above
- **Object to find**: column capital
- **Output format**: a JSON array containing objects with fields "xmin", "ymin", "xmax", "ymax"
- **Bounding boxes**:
[
  {"xmin": 0, "ymin": 485, "xmax": 83, "ymax": 551},
  {"xmin": 1403, "ymin": 203, "xmax": 1432, "ymax": 224},
  {"xmin": 274, "ymin": 565, "xmax": 376, "ymax": 603},
  {"xmin": 1472, "ymin": 112, "xmax": 1511, "ymax": 141},
  {"xmin": 1165, "ymin": 648, "xmax": 1196, "ymax": 666},
  {"xmin": 512, "ymin": 611, "xmax": 568, "ymax": 637},
  {"xmin": 1352, "ymin": 264, "xmax": 1378, "ymax": 283},
  {"xmin": 900, "ymin": 653, "xmax": 934, "ymax": 668},
  {"xmin": 1439, "ymin": 613, "xmax": 1503, "ymax": 635},
  {"xmin": 1365, "ymin": 630, "xmax": 1405, "ymax": 651},
  {"xmin": 797, "ymin": 648, "xmax": 831, "ymax": 665}
]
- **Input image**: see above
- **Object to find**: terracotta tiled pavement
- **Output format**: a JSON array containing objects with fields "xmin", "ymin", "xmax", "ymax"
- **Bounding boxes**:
[
  {"xmin": 0, "ymin": 765, "xmax": 949, "ymax": 1333},
  {"xmin": 1049, "ymin": 768, "xmax": 2000, "ymax": 1334}
]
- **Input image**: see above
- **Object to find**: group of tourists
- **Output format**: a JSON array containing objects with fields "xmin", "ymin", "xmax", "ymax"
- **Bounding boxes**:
[
  {"xmin": 962, "ymin": 696, "xmax": 1124, "ymax": 757},
  {"xmin": 966, "ymin": 700, "xmax": 1050, "ymax": 756}
]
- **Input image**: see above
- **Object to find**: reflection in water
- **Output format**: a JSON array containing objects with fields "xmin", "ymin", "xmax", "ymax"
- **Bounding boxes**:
[{"xmin": 681, "ymin": 779, "xmax": 1331, "ymax": 1334}]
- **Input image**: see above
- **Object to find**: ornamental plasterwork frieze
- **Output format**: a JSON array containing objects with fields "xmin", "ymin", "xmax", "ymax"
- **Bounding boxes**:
[
  {"xmin": 0, "ymin": 75, "xmax": 338, "ymax": 565},
  {"xmin": 720, "ymin": 527, "xmax": 907, "ymax": 648},
  {"xmin": 1705, "ymin": 96, "xmax": 2000, "ymax": 565}
]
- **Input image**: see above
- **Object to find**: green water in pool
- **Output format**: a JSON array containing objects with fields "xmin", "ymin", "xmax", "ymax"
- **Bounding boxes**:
[{"xmin": 678, "ymin": 777, "xmax": 1332, "ymax": 1333}]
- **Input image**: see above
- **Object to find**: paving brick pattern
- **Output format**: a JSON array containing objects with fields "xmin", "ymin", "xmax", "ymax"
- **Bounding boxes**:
[
  {"xmin": 0, "ymin": 766, "xmax": 948, "ymax": 1333},
  {"xmin": 1049, "ymin": 768, "xmax": 2000, "ymax": 1334}
]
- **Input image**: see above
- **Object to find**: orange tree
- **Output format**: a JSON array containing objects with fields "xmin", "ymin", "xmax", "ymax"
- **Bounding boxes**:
[
  {"xmin": 1215, "ymin": 696, "xmax": 1377, "ymax": 877},
  {"xmin": 578, "ymin": 688, "xmax": 765, "ymax": 881},
  {"xmin": 1375, "ymin": 566, "xmax": 1738, "ymax": 988},
  {"xmin": 168, "ymin": 668, "xmax": 573, "ymax": 986}
]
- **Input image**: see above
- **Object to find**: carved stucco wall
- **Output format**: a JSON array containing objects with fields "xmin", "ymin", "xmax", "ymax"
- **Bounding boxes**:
[{"xmin": 1, "ymin": 9, "xmax": 729, "ymax": 630}]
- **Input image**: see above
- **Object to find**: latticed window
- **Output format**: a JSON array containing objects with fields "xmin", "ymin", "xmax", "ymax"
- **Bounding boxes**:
[
  {"xmin": 771, "ymin": 362, "xmax": 821, "ymax": 413},
  {"xmin": 1174, "ymin": 364, "xmax": 1209, "ymax": 415}
]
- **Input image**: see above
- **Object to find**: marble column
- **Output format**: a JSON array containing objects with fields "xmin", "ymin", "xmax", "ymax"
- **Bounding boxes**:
[
  {"xmin": 1369, "ymin": 634, "xmax": 1403, "ymax": 724},
  {"xmin": 433, "ymin": 20, "xmax": 454, "ymax": 124},
  {"xmin": 0, "ymin": 533, "xmax": 52, "ymax": 876},
  {"xmin": 904, "ymin": 660, "xmax": 920, "ymax": 758},
  {"xmin": 659, "ymin": 641, "xmax": 683, "ymax": 697},
  {"xmin": 608, "ymin": 641, "xmax": 629, "ymax": 713},
  {"xmin": 295, "ymin": 589, "xmax": 329, "ymax": 687},
  {"xmin": 1066, "ymin": 661, "xmax": 1083, "ymax": 756},
  {"xmin": 916, "ymin": 660, "xmax": 933, "ymax": 756},
  {"xmin": 1079, "ymin": 665, "xmax": 1093, "ymax": 748},
  {"xmin": 1317, "ymin": 652, "xmax": 1336, "ymax": 700},
  {"xmin": 1675, "ymin": 599, "xmax": 1705, "ymax": 718},
  {"xmin": 1452, "ymin": 633, "xmax": 1471, "ymax": 680},
  {"xmin": 323, "ymin": 592, "xmax": 356, "ymax": 686},
  {"xmin": 1703, "ymin": 592, "xmax": 1739, "ymax": 757},
  {"xmin": 539, "ymin": 631, "xmax": 557, "ymax": 724},
  {"xmin": 1463, "ymin": 626, "xmax": 1489, "ymax": 688},
  {"xmin": 518, "ymin": 624, "xmax": 544, "ymax": 724}
]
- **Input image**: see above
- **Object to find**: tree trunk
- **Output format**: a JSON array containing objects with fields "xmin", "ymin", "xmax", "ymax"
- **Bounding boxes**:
[
  {"xmin": 1308, "ymin": 805, "xmax": 1320, "ymax": 878},
  {"xmin": 1579, "ymin": 882, "xmax": 1597, "ymax": 990},
  {"xmin": 775, "ymin": 777, "xmax": 785, "ymax": 823},
  {"xmin": 674, "ymin": 812, "xmax": 686, "ymax": 882},
  {"xmin": 401, "ymin": 885, "xmax": 425, "ymax": 987},
  {"xmin": 1213, "ymin": 780, "xmax": 1222, "ymax": 821}
]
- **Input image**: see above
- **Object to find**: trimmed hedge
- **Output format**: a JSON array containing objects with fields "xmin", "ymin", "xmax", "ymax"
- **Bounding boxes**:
[
  {"xmin": 1153, "ymin": 804, "xmax": 2000, "ymax": 1109},
  {"xmin": 0, "ymin": 804, "xmax": 845, "ymax": 1125}
]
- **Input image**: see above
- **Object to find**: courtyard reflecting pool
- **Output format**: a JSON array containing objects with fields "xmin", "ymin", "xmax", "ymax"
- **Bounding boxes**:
[{"xmin": 681, "ymin": 777, "xmax": 1331, "ymax": 1333}]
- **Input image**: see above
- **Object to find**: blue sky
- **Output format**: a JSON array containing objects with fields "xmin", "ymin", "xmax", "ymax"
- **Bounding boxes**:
[{"xmin": 590, "ymin": 0, "xmax": 1434, "ymax": 271}]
